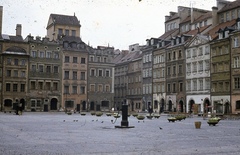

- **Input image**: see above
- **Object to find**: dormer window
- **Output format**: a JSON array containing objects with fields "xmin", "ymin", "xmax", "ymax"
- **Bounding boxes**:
[
  {"xmin": 176, "ymin": 38, "xmax": 179, "ymax": 44},
  {"xmin": 218, "ymin": 28, "xmax": 223, "ymax": 39},
  {"xmin": 237, "ymin": 18, "xmax": 240, "ymax": 29},
  {"xmin": 151, "ymin": 39, "xmax": 154, "ymax": 45},
  {"xmin": 225, "ymin": 30, "xmax": 229, "ymax": 38},
  {"xmin": 171, "ymin": 40, "xmax": 174, "ymax": 46},
  {"xmin": 162, "ymin": 41, "xmax": 165, "ymax": 47},
  {"xmin": 146, "ymin": 40, "xmax": 150, "ymax": 46}
]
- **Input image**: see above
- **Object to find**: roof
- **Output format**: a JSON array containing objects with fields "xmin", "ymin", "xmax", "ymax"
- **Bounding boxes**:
[
  {"xmin": 218, "ymin": 0, "xmax": 240, "ymax": 13},
  {"xmin": 192, "ymin": 12, "xmax": 212, "ymax": 24},
  {"xmin": 1, "ymin": 34, "xmax": 23, "ymax": 42},
  {"xmin": 159, "ymin": 28, "xmax": 179, "ymax": 40},
  {"xmin": 206, "ymin": 19, "xmax": 236, "ymax": 40},
  {"xmin": 165, "ymin": 13, "xmax": 179, "ymax": 23},
  {"xmin": 185, "ymin": 24, "xmax": 212, "ymax": 36},
  {"xmin": 50, "ymin": 14, "xmax": 80, "ymax": 26},
  {"xmin": 62, "ymin": 36, "xmax": 82, "ymax": 42}
]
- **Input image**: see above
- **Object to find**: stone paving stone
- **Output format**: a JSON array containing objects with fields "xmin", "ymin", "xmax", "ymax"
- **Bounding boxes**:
[{"xmin": 0, "ymin": 112, "xmax": 240, "ymax": 155}]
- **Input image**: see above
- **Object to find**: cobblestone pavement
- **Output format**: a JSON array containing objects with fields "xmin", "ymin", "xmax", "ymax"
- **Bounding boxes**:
[{"xmin": 0, "ymin": 112, "xmax": 240, "ymax": 155}]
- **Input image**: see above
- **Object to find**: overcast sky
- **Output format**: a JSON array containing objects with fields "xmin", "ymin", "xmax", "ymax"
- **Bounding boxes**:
[{"xmin": 1, "ymin": 0, "xmax": 218, "ymax": 50}]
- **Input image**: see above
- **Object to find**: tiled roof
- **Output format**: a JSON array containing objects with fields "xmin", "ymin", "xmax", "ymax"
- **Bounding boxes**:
[
  {"xmin": 185, "ymin": 25, "xmax": 212, "ymax": 35},
  {"xmin": 218, "ymin": 0, "xmax": 240, "ymax": 13},
  {"xmin": 165, "ymin": 13, "xmax": 179, "ymax": 23},
  {"xmin": 50, "ymin": 14, "xmax": 80, "ymax": 26},
  {"xmin": 180, "ymin": 16, "xmax": 191, "ymax": 24},
  {"xmin": 206, "ymin": 19, "xmax": 236, "ymax": 40},
  {"xmin": 159, "ymin": 28, "xmax": 179, "ymax": 40}
]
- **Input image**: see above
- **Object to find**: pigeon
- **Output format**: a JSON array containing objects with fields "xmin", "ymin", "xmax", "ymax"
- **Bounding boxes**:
[
  {"xmin": 101, "ymin": 121, "xmax": 104, "ymax": 123},
  {"xmin": 63, "ymin": 120, "xmax": 65, "ymax": 122},
  {"xmin": 92, "ymin": 120, "xmax": 94, "ymax": 122},
  {"xmin": 159, "ymin": 127, "xmax": 163, "ymax": 130}
]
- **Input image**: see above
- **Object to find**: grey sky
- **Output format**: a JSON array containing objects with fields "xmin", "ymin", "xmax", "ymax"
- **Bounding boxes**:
[{"xmin": 1, "ymin": 0, "xmax": 217, "ymax": 50}]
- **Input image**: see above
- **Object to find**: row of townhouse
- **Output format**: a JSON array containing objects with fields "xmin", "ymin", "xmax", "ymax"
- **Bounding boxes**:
[
  {"xmin": 114, "ymin": 0, "xmax": 240, "ymax": 115},
  {"xmin": 0, "ymin": 7, "xmax": 116, "ymax": 112}
]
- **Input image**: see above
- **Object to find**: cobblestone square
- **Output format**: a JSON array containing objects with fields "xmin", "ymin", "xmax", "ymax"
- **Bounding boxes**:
[{"xmin": 0, "ymin": 112, "xmax": 240, "ymax": 155}]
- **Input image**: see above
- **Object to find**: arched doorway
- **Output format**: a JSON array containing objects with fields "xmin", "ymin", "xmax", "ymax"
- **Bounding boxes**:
[
  {"xmin": 154, "ymin": 100, "xmax": 158, "ymax": 110},
  {"xmin": 204, "ymin": 99, "xmax": 211, "ymax": 113},
  {"xmin": 225, "ymin": 102, "xmax": 230, "ymax": 114},
  {"xmin": 50, "ymin": 98, "xmax": 58, "ymax": 110},
  {"xmin": 179, "ymin": 100, "xmax": 184, "ymax": 113},
  {"xmin": 160, "ymin": 99, "xmax": 164, "ymax": 113},
  {"xmin": 189, "ymin": 100, "xmax": 195, "ymax": 113},
  {"xmin": 82, "ymin": 101, "xmax": 86, "ymax": 111},
  {"xmin": 168, "ymin": 100, "xmax": 172, "ymax": 112},
  {"xmin": 4, "ymin": 99, "xmax": 12, "ymax": 111},
  {"xmin": 90, "ymin": 101, "xmax": 95, "ymax": 111},
  {"xmin": 20, "ymin": 99, "xmax": 25, "ymax": 110}
]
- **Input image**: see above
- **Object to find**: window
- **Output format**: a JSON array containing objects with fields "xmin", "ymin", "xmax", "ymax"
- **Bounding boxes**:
[
  {"xmin": 90, "ymin": 84, "xmax": 95, "ymax": 92},
  {"xmin": 21, "ymin": 59, "xmax": 26, "ymax": 66},
  {"xmin": 205, "ymin": 60, "xmax": 210, "ymax": 70},
  {"xmin": 80, "ymin": 72, "xmax": 85, "ymax": 80},
  {"xmin": 193, "ymin": 63, "xmax": 197, "ymax": 72},
  {"xmin": 234, "ymin": 56, "xmax": 240, "ymax": 68},
  {"xmin": 45, "ymin": 82, "xmax": 50, "ymax": 90},
  {"xmin": 90, "ymin": 56, "xmax": 94, "ymax": 62},
  {"xmin": 7, "ymin": 58, "xmax": 11, "ymax": 65},
  {"xmin": 7, "ymin": 70, "xmax": 11, "ymax": 77},
  {"xmin": 32, "ymin": 65, "xmax": 36, "ymax": 72},
  {"xmin": 46, "ymin": 51, "xmax": 51, "ymax": 58},
  {"xmin": 80, "ymin": 86, "xmax": 85, "ymax": 94},
  {"xmin": 64, "ymin": 85, "xmax": 69, "ymax": 94},
  {"xmin": 54, "ymin": 52, "xmax": 59, "ymax": 59},
  {"xmin": 192, "ymin": 49, "xmax": 197, "ymax": 57},
  {"xmin": 187, "ymin": 50, "xmax": 191, "ymax": 58},
  {"xmin": 168, "ymin": 52, "xmax": 171, "ymax": 60},
  {"xmin": 72, "ymin": 86, "xmax": 77, "ymax": 94},
  {"xmin": 106, "ymin": 70, "xmax": 110, "ymax": 77},
  {"xmin": 73, "ymin": 71, "xmax": 77, "ymax": 80},
  {"xmin": 73, "ymin": 57, "xmax": 78, "ymax": 63},
  {"xmin": 97, "ymin": 57, "xmax": 101, "ymax": 62},
  {"xmin": 226, "ymin": 12, "xmax": 230, "ymax": 21},
  {"xmin": 58, "ymin": 29, "xmax": 63, "ymax": 35},
  {"xmin": 198, "ymin": 47, "xmax": 203, "ymax": 56},
  {"xmin": 65, "ymin": 56, "xmax": 69, "ymax": 62},
  {"xmin": 6, "ymin": 83, "xmax": 10, "ymax": 91},
  {"xmin": 14, "ymin": 59, "xmax": 18, "ymax": 65},
  {"xmin": 91, "ymin": 69, "xmax": 95, "ymax": 76},
  {"xmin": 81, "ymin": 58, "xmax": 86, "ymax": 64},
  {"xmin": 167, "ymin": 83, "xmax": 171, "ymax": 92},
  {"xmin": 21, "ymin": 71, "xmax": 25, "ymax": 77},
  {"xmin": 72, "ymin": 30, "xmax": 76, "ymax": 36},
  {"xmin": 234, "ymin": 37, "xmax": 239, "ymax": 47},
  {"xmin": 53, "ymin": 82, "xmax": 58, "ymax": 91},
  {"xmin": 179, "ymin": 50, "xmax": 182, "ymax": 58},
  {"xmin": 46, "ymin": 66, "xmax": 51, "ymax": 73},
  {"xmin": 173, "ymin": 66, "xmax": 176, "ymax": 75},
  {"xmin": 13, "ymin": 84, "xmax": 18, "ymax": 92},
  {"xmin": 64, "ymin": 71, "xmax": 69, "ymax": 79},
  {"xmin": 65, "ymin": 29, "xmax": 69, "ymax": 36},
  {"xmin": 187, "ymin": 63, "xmax": 191, "ymax": 73},
  {"xmin": 236, "ymin": 100, "xmax": 240, "ymax": 109},
  {"xmin": 232, "ymin": 10, "xmax": 235, "ymax": 20},
  {"xmin": 98, "ymin": 84, "xmax": 103, "ymax": 92},
  {"xmin": 193, "ymin": 80, "xmax": 197, "ymax": 90},
  {"xmin": 173, "ymin": 83, "xmax": 176, "ymax": 92},
  {"xmin": 234, "ymin": 77, "xmax": 240, "ymax": 89},
  {"xmin": 38, "ymin": 82, "xmax": 43, "ymax": 90},
  {"xmin": 167, "ymin": 67, "xmax": 171, "ymax": 76},
  {"xmin": 31, "ymin": 81, "xmax": 36, "ymax": 89},
  {"xmin": 39, "ymin": 65, "xmax": 44, "ymax": 72},
  {"xmin": 199, "ymin": 61, "xmax": 203, "ymax": 72},
  {"xmin": 205, "ymin": 46, "xmax": 210, "ymax": 55},
  {"xmin": 178, "ymin": 65, "xmax": 182, "ymax": 74},
  {"xmin": 199, "ymin": 79, "xmax": 203, "ymax": 90},
  {"xmin": 54, "ymin": 66, "xmax": 58, "ymax": 73},
  {"xmin": 187, "ymin": 81, "xmax": 191, "ymax": 91},
  {"xmin": 32, "ymin": 51, "xmax": 37, "ymax": 58},
  {"xmin": 20, "ymin": 84, "xmax": 25, "ymax": 92},
  {"xmin": 14, "ymin": 70, "xmax": 18, "ymax": 77},
  {"xmin": 98, "ymin": 70, "xmax": 103, "ymax": 76},
  {"xmin": 106, "ymin": 85, "xmax": 110, "ymax": 92},
  {"xmin": 179, "ymin": 82, "xmax": 183, "ymax": 92},
  {"xmin": 39, "ymin": 51, "xmax": 44, "ymax": 58}
]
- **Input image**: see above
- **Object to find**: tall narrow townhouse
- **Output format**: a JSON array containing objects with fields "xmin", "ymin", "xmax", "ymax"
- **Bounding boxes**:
[
  {"xmin": 0, "ymin": 24, "xmax": 29, "ymax": 112},
  {"xmin": 88, "ymin": 46, "xmax": 115, "ymax": 111},
  {"xmin": 142, "ymin": 38, "xmax": 159, "ymax": 112},
  {"xmin": 126, "ymin": 51, "xmax": 142, "ymax": 113},
  {"xmin": 166, "ymin": 34, "xmax": 191, "ymax": 112},
  {"xmin": 25, "ymin": 35, "xmax": 62, "ymax": 112},
  {"xmin": 208, "ymin": 0, "xmax": 239, "ymax": 115},
  {"xmin": 185, "ymin": 34, "xmax": 211, "ymax": 115},
  {"xmin": 230, "ymin": 19, "xmax": 240, "ymax": 114},
  {"xmin": 113, "ymin": 50, "xmax": 129, "ymax": 110},
  {"xmin": 46, "ymin": 13, "xmax": 88, "ymax": 112},
  {"xmin": 152, "ymin": 40, "xmax": 170, "ymax": 113}
]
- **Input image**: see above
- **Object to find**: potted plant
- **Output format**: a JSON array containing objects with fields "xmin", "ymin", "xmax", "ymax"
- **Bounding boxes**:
[
  {"xmin": 113, "ymin": 113, "xmax": 121, "ymax": 118},
  {"xmin": 137, "ymin": 115, "xmax": 145, "ymax": 120},
  {"xmin": 207, "ymin": 117, "xmax": 219, "ymax": 126},
  {"xmin": 153, "ymin": 113, "xmax": 160, "ymax": 119},
  {"xmin": 67, "ymin": 110, "xmax": 72, "ymax": 115},
  {"xmin": 80, "ymin": 112, "xmax": 86, "ymax": 116},
  {"xmin": 168, "ymin": 117, "xmax": 176, "ymax": 122},
  {"xmin": 106, "ymin": 112, "xmax": 112, "ymax": 116},
  {"xmin": 132, "ymin": 113, "xmax": 138, "ymax": 117},
  {"xmin": 146, "ymin": 114, "xmax": 153, "ymax": 119},
  {"xmin": 95, "ymin": 112, "xmax": 103, "ymax": 117},
  {"xmin": 90, "ymin": 111, "xmax": 96, "ymax": 115}
]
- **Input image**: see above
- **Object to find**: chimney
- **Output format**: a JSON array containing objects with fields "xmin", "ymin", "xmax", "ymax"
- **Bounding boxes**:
[
  {"xmin": 0, "ymin": 6, "xmax": 3, "ymax": 34},
  {"xmin": 212, "ymin": 7, "xmax": 218, "ymax": 27},
  {"xmin": 16, "ymin": 24, "xmax": 22, "ymax": 36}
]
